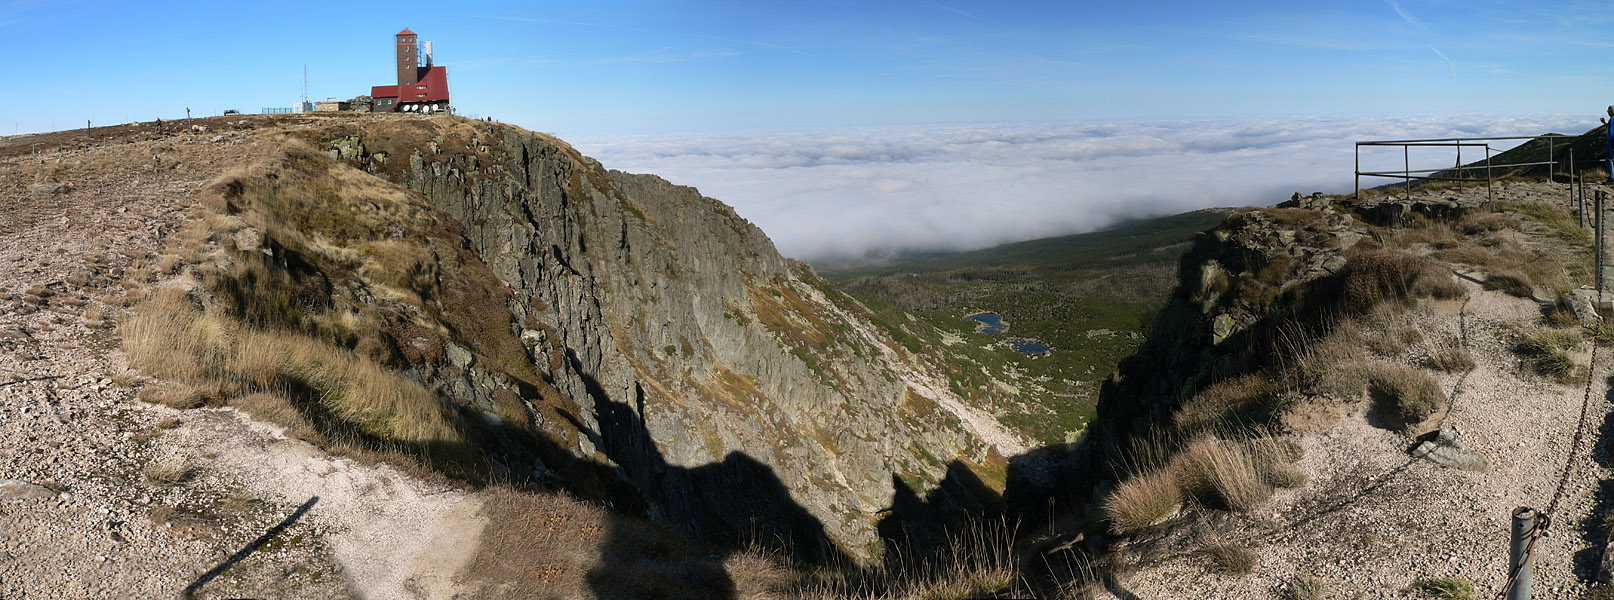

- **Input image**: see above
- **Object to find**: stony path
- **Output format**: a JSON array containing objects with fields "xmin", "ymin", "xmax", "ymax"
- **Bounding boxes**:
[{"xmin": 0, "ymin": 125, "xmax": 482, "ymax": 599}]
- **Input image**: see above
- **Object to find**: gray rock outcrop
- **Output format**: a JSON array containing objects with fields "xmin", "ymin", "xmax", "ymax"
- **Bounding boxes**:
[{"xmin": 331, "ymin": 121, "xmax": 1009, "ymax": 561}]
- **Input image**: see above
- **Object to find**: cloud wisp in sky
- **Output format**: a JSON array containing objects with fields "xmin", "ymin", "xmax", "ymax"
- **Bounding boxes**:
[{"xmin": 573, "ymin": 114, "xmax": 1589, "ymax": 261}]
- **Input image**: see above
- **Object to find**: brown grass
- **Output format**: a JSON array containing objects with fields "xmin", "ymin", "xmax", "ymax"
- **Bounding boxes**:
[
  {"xmin": 1174, "ymin": 374, "xmax": 1278, "ymax": 432},
  {"xmin": 142, "ymin": 457, "xmax": 193, "ymax": 486},
  {"xmin": 1175, "ymin": 437, "xmax": 1272, "ymax": 511},
  {"xmin": 1422, "ymin": 339, "xmax": 1476, "ymax": 373},
  {"xmin": 1102, "ymin": 470, "xmax": 1182, "ymax": 534},
  {"xmin": 1364, "ymin": 363, "xmax": 1446, "ymax": 431},
  {"xmin": 137, "ymin": 381, "xmax": 228, "ymax": 410},
  {"xmin": 1291, "ymin": 322, "xmax": 1369, "ymax": 400},
  {"xmin": 1366, "ymin": 325, "xmax": 1423, "ymax": 356},
  {"xmin": 1201, "ymin": 543, "xmax": 1256, "ymax": 575},
  {"xmin": 230, "ymin": 392, "xmax": 322, "ymax": 441},
  {"xmin": 1483, "ymin": 271, "xmax": 1534, "ymax": 298},
  {"xmin": 1516, "ymin": 328, "xmax": 1581, "ymax": 382},
  {"xmin": 1338, "ymin": 251, "xmax": 1463, "ymax": 315},
  {"xmin": 122, "ymin": 288, "xmax": 463, "ymax": 446}
]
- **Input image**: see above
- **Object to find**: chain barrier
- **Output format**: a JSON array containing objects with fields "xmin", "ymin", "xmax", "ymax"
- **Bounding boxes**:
[{"xmin": 1492, "ymin": 328, "xmax": 1600, "ymax": 599}]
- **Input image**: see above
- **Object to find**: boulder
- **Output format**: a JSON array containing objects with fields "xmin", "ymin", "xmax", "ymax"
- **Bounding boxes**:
[
  {"xmin": 1410, "ymin": 429, "xmax": 1488, "ymax": 471},
  {"xmin": 0, "ymin": 480, "xmax": 58, "ymax": 500},
  {"xmin": 27, "ymin": 182, "xmax": 65, "ymax": 195},
  {"xmin": 1562, "ymin": 288, "xmax": 1608, "ymax": 326}
]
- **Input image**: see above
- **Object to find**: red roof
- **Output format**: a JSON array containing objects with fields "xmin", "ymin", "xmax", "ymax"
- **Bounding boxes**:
[
  {"xmin": 413, "ymin": 66, "xmax": 449, "ymax": 102},
  {"xmin": 369, "ymin": 67, "xmax": 447, "ymax": 108},
  {"xmin": 397, "ymin": 28, "xmax": 415, "ymax": 36}
]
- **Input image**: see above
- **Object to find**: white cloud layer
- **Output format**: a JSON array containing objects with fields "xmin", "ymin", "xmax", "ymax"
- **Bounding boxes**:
[{"xmin": 571, "ymin": 114, "xmax": 1592, "ymax": 261}]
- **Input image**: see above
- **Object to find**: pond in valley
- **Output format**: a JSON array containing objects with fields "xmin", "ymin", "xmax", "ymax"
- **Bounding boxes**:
[{"xmin": 962, "ymin": 312, "xmax": 1053, "ymax": 354}]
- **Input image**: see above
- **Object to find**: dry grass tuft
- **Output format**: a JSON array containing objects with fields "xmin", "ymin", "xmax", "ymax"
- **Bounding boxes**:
[
  {"xmin": 1366, "ymin": 325, "xmax": 1423, "ymax": 356},
  {"xmin": 1415, "ymin": 577, "xmax": 1474, "ymax": 600},
  {"xmin": 1102, "ymin": 470, "xmax": 1182, "ymax": 534},
  {"xmin": 1201, "ymin": 543, "xmax": 1256, "ymax": 575},
  {"xmin": 136, "ymin": 382, "xmax": 226, "ymax": 410},
  {"xmin": 1516, "ymin": 328, "xmax": 1581, "ymax": 382},
  {"xmin": 143, "ymin": 457, "xmax": 193, "ymax": 487},
  {"xmin": 1364, "ymin": 363, "xmax": 1446, "ymax": 431},
  {"xmin": 1483, "ymin": 271, "xmax": 1534, "ymax": 298},
  {"xmin": 1287, "ymin": 574, "xmax": 1327, "ymax": 600},
  {"xmin": 122, "ymin": 288, "xmax": 462, "ymax": 446},
  {"xmin": 1174, "ymin": 374, "xmax": 1278, "ymax": 432},
  {"xmin": 230, "ymin": 392, "xmax": 322, "ymax": 442},
  {"xmin": 1338, "ymin": 251, "xmax": 1465, "ymax": 315},
  {"xmin": 1176, "ymin": 437, "xmax": 1273, "ymax": 511},
  {"xmin": 1422, "ymin": 338, "xmax": 1476, "ymax": 373}
]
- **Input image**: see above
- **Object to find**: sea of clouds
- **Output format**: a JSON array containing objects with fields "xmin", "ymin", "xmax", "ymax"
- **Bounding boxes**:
[{"xmin": 570, "ymin": 114, "xmax": 1592, "ymax": 262}]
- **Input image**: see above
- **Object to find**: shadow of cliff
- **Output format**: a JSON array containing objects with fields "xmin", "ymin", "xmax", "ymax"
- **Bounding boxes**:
[{"xmin": 571, "ymin": 354, "xmax": 853, "ymax": 598}]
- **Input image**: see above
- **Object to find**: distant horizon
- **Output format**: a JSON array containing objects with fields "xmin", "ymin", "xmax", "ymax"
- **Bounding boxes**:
[{"xmin": 571, "ymin": 112, "xmax": 1592, "ymax": 261}]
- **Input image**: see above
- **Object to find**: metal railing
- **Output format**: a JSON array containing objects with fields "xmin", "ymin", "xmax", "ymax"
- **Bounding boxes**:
[{"xmin": 1355, "ymin": 134, "xmax": 1580, "ymax": 204}]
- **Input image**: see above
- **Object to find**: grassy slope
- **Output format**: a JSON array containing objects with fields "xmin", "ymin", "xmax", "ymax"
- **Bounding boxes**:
[{"xmin": 819, "ymin": 209, "xmax": 1231, "ymax": 446}]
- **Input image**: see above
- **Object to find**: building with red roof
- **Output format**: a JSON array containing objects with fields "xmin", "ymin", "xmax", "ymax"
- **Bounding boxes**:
[{"xmin": 370, "ymin": 29, "xmax": 450, "ymax": 113}]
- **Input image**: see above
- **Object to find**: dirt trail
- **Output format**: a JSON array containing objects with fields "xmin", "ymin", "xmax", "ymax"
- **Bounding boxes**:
[
  {"xmin": 0, "ymin": 121, "xmax": 484, "ymax": 599},
  {"xmin": 180, "ymin": 409, "xmax": 486, "ymax": 599}
]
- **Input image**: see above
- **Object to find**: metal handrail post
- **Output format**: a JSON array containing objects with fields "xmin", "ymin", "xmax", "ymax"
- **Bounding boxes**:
[
  {"xmin": 1487, "ymin": 144, "xmax": 1494, "ymax": 203},
  {"xmin": 1508, "ymin": 507, "xmax": 1535, "ymax": 600},
  {"xmin": 1354, "ymin": 142, "xmax": 1360, "ymax": 199},
  {"xmin": 1405, "ymin": 144, "xmax": 1412, "ymax": 202}
]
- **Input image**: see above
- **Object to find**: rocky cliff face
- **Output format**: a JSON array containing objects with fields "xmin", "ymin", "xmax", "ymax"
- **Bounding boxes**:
[
  {"xmin": 310, "ymin": 117, "xmax": 1015, "ymax": 560},
  {"xmin": 1081, "ymin": 207, "xmax": 1365, "ymax": 479}
]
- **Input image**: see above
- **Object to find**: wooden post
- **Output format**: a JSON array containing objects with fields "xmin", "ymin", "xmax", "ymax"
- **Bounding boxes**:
[{"xmin": 1508, "ymin": 507, "xmax": 1536, "ymax": 600}]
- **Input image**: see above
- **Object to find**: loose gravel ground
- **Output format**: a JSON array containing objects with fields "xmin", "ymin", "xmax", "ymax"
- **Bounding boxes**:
[{"xmin": 0, "ymin": 122, "xmax": 481, "ymax": 599}]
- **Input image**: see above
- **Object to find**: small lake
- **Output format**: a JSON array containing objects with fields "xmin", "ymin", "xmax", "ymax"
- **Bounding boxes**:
[
  {"xmin": 1007, "ymin": 339, "xmax": 1052, "ymax": 354},
  {"xmin": 964, "ymin": 312, "xmax": 1009, "ymax": 334},
  {"xmin": 964, "ymin": 312, "xmax": 1053, "ymax": 354}
]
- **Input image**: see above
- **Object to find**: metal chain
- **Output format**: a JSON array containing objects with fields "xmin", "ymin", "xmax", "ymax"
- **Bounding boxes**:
[{"xmin": 1494, "ymin": 333, "xmax": 1600, "ymax": 599}]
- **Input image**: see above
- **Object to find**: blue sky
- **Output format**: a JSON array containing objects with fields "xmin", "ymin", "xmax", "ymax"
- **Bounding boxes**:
[
  {"xmin": 7, "ymin": 1, "xmax": 1611, "ymax": 258},
  {"xmin": 8, "ymin": 0, "xmax": 1614, "ymax": 136}
]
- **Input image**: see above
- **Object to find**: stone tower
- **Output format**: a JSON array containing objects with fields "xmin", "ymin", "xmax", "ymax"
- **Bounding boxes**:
[{"xmin": 396, "ymin": 28, "xmax": 418, "ymax": 88}]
